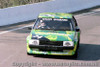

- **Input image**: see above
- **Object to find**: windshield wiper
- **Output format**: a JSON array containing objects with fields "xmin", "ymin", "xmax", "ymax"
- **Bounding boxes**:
[
  {"xmin": 35, "ymin": 28, "xmax": 53, "ymax": 30},
  {"xmin": 54, "ymin": 29, "xmax": 70, "ymax": 31}
]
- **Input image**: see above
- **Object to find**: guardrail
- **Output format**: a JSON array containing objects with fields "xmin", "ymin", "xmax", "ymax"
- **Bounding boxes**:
[{"xmin": 0, "ymin": 0, "xmax": 100, "ymax": 26}]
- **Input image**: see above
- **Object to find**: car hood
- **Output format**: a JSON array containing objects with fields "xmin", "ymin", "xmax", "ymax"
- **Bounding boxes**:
[{"xmin": 31, "ymin": 30, "xmax": 75, "ymax": 41}]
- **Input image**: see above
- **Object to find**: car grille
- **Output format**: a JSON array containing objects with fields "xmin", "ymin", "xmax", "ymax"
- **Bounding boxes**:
[{"xmin": 40, "ymin": 40, "xmax": 63, "ymax": 46}]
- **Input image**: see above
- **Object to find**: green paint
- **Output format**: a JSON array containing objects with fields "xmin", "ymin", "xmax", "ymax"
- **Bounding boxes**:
[
  {"xmin": 31, "ymin": 30, "xmax": 75, "ymax": 41},
  {"xmin": 38, "ymin": 12, "xmax": 72, "ymax": 19}
]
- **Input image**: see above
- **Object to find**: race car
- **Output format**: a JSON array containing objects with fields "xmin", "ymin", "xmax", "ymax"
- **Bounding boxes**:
[{"xmin": 26, "ymin": 12, "xmax": 80, "ymax": 58}]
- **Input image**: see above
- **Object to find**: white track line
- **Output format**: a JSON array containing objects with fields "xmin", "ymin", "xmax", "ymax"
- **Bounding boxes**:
[
  {"xmin": 0, "ymin": 11, "xmax": 98, "ymax": 35},
  {"xmin": 75, "ymin": 11, "xmax": 98, "ymax": 19},
  {"xmin": 0, "ymin": 25, "xmax": 32, "ymax": 35}
]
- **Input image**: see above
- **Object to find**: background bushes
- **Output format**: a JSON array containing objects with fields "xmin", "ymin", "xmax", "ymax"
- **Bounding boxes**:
[{"xmin": 0, "ymin": 0, "xmax": 48, "ymax": 9}]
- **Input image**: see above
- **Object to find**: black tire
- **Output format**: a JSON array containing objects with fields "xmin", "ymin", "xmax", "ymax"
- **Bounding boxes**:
[
  {"xmin": 27, "ymin": 52, "xmax": 37, "ymax": 56},
  {"xmin": 27, "ymin": 52, "xmax": 33, "ymax": 55},
  {"xmin": 77, "ymin": 40, "xmax": 80, "ymax": 49},
  {"xmin": 71, "ymin": 44, "xmax": 79, "ymax": 59},
  {"xmin": 27, "ymin": 52, "xmax": 30, "ymax": 55},
  {"xmin": 72, "ymin": 50, "xmax": 78, "ymax": 59}
]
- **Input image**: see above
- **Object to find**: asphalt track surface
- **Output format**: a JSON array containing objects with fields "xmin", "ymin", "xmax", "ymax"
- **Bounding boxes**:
[{"xmin": 0, "ymin": 9, "xmax": 100, "ymax": 67}]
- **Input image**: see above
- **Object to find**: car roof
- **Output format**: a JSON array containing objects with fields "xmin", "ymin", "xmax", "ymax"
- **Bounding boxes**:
[{"xmin": 38, "ymin": 12, "xmax": 73, "ymax": 19}]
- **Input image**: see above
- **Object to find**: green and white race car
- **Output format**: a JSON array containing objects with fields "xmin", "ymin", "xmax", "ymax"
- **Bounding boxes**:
[{"xmin": 26, "ymin": 12, "xmax": 80, "ymax": 58}]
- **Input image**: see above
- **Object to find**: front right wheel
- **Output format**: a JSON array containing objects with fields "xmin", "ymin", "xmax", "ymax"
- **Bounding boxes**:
[
  {"xmin": 71, "ymin": 43, "xmax": 79, "ymax": 59},
  {"xmin": 71, "ymin": 50, "xmax": 78, "ymax": 59}
]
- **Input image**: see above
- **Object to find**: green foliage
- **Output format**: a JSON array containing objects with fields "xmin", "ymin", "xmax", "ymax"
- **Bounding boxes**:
[{"xmin": 0, "ymin": 0, "xmax": 49, "ymax": 9}]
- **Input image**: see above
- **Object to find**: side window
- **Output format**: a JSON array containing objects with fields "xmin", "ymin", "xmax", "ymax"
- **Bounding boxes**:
[
  {"xmin": 33, "ymin": 18, "xmax": 41, "ymax": 29},
  {"xmin": 72, "ymin": 16, "xmax": 78, "ymax": 26},
  {"xmin": 71, "ymin": 19, "xmax": 76, "ymax": 30}
]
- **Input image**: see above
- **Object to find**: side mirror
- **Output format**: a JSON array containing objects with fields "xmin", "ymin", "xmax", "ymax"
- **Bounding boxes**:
[
  {"xmin": 75, "ymin": 27, "xmax": 80, "ymax": 32},
  {"xmin": 76, "ymin": 28, "xmax": 80, "ymax": 31},
  {"xmin": 27, "ymin": 26, "xmax": 32, "ymax": 30}
]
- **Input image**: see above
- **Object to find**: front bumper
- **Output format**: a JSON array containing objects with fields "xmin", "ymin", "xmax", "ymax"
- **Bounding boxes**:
[
  {"xmin": 29, "ymin": 45, "xmax": 74, "ymax": 50},
  {"xmin": 27, "ymin": 44, "xmax": 77, "ymax": 56}
]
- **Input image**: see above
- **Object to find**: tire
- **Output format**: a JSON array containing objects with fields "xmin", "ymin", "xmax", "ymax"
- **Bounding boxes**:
[
  {"xmin": 71, "ymin": 45, "xmax": 79, "ymax": 59},
  {"xmin": 27, "ymin": 52, "xmax": 30, "ymax": 55},
  {"xmin": 77, "ymin": 40, "xmax": 79, "ymax": 49},
  {"xmin": 72, "ymin": 50, "xmax": 78, "ymax": 59},
  {"xmin": 27, "ymin": 52, "xmax": 37, "ymax": 56},
  {"xmin": 77, "ymin": 38, "xmax": 80, "ymax": 49},
  {"xmin": 27, "ymin": 52, "xmax": 33, "ymax": 55}
]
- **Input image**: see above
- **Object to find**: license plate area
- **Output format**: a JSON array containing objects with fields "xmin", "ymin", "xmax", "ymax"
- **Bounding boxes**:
[{"xmin": 39, "ymin": 46, "xmax": 63, "ymax": 51}]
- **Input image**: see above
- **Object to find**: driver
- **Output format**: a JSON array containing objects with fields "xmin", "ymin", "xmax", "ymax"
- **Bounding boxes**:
[{"xmin": 38, "ymin": 20, "xmax": 50, "ymax": 29}]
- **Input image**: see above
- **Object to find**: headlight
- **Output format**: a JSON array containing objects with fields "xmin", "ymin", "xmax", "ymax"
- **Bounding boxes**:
[
  {"xmin": 29, "ymin": 39, "xmax": 39, "ymax": 45},
  {"xmin": 63, "ymin": 41, "xmax": 74, "ymax": 46}
]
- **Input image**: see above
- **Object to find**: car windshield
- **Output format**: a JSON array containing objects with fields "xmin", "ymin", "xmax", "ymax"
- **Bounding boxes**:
[{"xmin": 34, "ymin": 18, "xmax": 73, "ymax": 31}]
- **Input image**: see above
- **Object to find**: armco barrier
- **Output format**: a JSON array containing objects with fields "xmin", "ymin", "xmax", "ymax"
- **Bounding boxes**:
[{"xmin": 0, "ymin": 0, "xmax": 100, "ymax": 26}]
